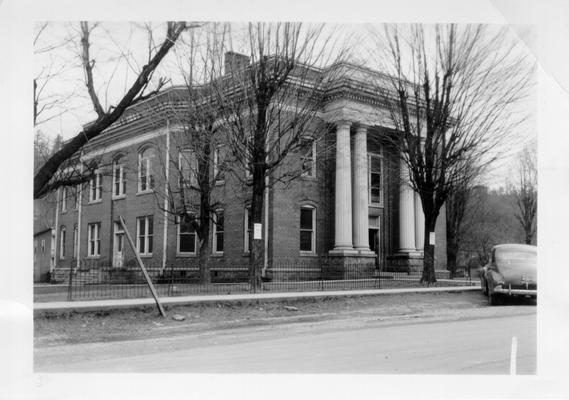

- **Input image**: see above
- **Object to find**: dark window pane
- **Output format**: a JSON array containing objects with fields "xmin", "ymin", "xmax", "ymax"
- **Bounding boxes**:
[
  {"xmin": 371, "ymin": 172, "xmax": 381, "ymax": 186},
  {"xmin": 300, "ymin": 231, "xmax": 312, "ymax": 251},
  {"xmin": 300, "ymin": 208, "xmax": 313, "ymax": 229},
  {"xmin": 180, "ymin": 234, "xmax": 195, "ymax": 253},
  {"xmin": 371, "ymin": 157, "xmax": 381, "ymax": 171},
  {"xmin": 216, "ymin": 212, "xmax": 224, "ymax": 231},
  {"xmin": 247, "ymin": 209, "xmax": 252, "ymax": 227},
  {"xmin": 147, "ymin": 217, "xmax": 153, "ymax": 235},
  {"xmin": 371, "ymin": 188, "xmax": 381, "ymax": 203},
  {"xmin": 216, "ymin": 234, "xmax": 224, "ymax": 252}
]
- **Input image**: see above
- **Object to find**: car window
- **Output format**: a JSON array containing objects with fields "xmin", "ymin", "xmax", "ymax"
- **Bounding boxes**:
[{"xmin": 495, "ymin": 249, "xmax": 536, "ymax": 267}]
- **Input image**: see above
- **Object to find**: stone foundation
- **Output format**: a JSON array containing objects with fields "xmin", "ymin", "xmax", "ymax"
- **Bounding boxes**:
[
  {"xmin": 386, "ymin": 253, "xmax": 424, "ymax": 273},
  {"xmin": 322, "ymin": 255, "xmax": 377, "ymax": 280}
]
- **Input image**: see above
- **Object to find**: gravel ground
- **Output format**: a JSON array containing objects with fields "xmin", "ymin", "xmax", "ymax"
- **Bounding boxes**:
[{"xmin": 34, "ymin": 290, "xmax": 535, "ymax": 348}]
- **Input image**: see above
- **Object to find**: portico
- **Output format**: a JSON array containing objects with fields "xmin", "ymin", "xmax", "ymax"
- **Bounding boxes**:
[{"xmin": 328, "ymin": 119, "xmax": 425, "ymax": 263}]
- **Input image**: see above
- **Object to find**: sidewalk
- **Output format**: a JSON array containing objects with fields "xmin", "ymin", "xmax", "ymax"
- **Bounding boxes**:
[{"xmin": 34, "ymin": 285, "xmax": 480, "ymax": 315}]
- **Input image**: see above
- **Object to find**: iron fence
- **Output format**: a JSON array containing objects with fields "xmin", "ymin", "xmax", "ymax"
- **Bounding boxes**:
[{"xmin": 39, "ymin": 258, "xmax": 476, "ymax": 302}]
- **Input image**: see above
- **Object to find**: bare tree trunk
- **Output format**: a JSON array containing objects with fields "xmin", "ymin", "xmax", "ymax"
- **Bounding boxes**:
[
  {"xmin": 421, "ymin": 217, "xmax": 437, "ymax": 284},
  {"xmin": 446, "ymin": 237, "xmax": 459, "ymax": 279},
  {"xmin": 249, "ymin": 180, "xmax": 265, "ymax": 292},
  {"xmin": 198, "ymin": 238, "xmax": 211, "ymax": 285}
]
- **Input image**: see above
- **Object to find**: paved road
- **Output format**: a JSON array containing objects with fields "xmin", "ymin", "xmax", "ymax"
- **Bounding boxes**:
[{"xmin": 36, "ymin": 310, "xmax": 535, "ymax": 374}]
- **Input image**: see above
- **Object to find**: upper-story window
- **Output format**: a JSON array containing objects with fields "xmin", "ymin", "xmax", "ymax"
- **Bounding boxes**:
[
  {"xmin": 138, "ymin": 147, "xmax": 155, "ymax": 192},
  {"xmin": 300, "ymin": 137, "xmax": 316, "ymax": 178},
  {"xmin": 61, "ymin": 187, "xmax": 67, "ymax": 212},
  {"xmin": 368, "ymin": 153, "xmax": 383, "ymax": 206},
  {"xmin": 213, "ymin": 146, "xmax": 225, "ymax": 183},
  {"xmin": 300, "ymin": 205, "xmax": 316, "ymax": 254},
  {"xmin": 179, "ymin": 149, "xmax": 198, "ymax": 188},
  {"xmin": 89, "ymin": 170, "xmax": 102, "ymax": 202},
  {"xmin": 73, "ymin": 185, "xmax": 79, "ymax": 209},
  {"xmin": 112, "ymin": 156, "xmax": 126, "ymax": 198}
]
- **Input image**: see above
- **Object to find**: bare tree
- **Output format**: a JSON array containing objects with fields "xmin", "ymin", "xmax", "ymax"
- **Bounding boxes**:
[
  {"xmin": 513, "ymin": 145, "xmax": 537, "ymax": 244},
  {"xmin": 211, "ymin": 22, "xmax": 346, "ymax": 291},
  {"xmin": 462, "ymin": 186, "xmax": 519, "ymax": 266},
  {"xmin": 372, "ymin": 24, "xmax": 532, "ymax": 283},
  {"xmin": 34, "ymin": 22, "xmax": 76, "ymax": 127},
  {"xmin": 444, "ymin": 162, "xmax": 483, "ymax": 278},
  {"xmin": 33, "ymin": 21, "xmax": 190, "ymax": 199}
]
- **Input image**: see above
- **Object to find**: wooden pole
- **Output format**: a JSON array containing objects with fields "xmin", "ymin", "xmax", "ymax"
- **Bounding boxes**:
[{"xmin": 119, "ymin": 216, "xmax": 166, "ymax": 318}]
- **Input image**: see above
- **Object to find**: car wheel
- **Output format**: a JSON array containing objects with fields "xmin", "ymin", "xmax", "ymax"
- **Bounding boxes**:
[{"xmin": 489, "ymin": 291, "xmax": 501, "ymax": 306}]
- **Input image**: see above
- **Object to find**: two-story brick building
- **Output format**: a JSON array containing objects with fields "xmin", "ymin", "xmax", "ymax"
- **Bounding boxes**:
[{"xmin": 48, "ymin": 56, "xmax": 446, "ymax": 283}]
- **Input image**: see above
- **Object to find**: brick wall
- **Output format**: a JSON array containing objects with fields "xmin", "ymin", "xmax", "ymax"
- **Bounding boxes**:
[{"xmin": 49, "ymin": 121, "xmax": 447, "ymax": 280}]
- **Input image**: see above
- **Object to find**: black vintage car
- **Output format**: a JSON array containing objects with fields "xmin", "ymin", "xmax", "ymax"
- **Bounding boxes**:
[{"xmin": 480, "ymin": 244, "xmax": 537, "ymax": 305}]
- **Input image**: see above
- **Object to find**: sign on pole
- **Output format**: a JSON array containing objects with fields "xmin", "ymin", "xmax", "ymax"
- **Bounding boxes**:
[
  {"xmin": 429, "ymin": 232, "xmax": 436, "ymax": 245},
  {"xmin": 253, "ymin": 223, "xmax": 262, "ymax": 240}
]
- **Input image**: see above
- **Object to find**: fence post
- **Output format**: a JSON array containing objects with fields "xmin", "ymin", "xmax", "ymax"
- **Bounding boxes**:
[
  {"xmin": 320, "ymin": 259, "xmax": 324, "ymax": 291},
  {"xmin": 376, "ymin": 250, "xmax": 381, "ymax": 289},
  {"xmin": 119, "ymin": 216, "xmax": 166, "ymax": 318},
  {"xmin": 168, "ymin": 264, "xmax": 174, "ymax": 297},
  {"xmin": 67, "ymin": 267, "xmax": 73, "ymax": 301}
]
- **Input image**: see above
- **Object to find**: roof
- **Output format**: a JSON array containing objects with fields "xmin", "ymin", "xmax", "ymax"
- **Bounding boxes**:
[
  {"xmin": 493, "ymin": 244, "xmax": 537, "ymax": 252},
  {"xmin": 34, "ymin": 227, "xmax": 53, "ymax": 237}
]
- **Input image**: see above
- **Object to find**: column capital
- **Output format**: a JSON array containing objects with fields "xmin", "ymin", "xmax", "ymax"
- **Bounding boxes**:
[
  {"xmin": 355, "ymin": 124, "xmax": 370, "ymax": 133},
  {"xmin": 335, "ymin": 120, "xmax": 352, "ymax": 130}
]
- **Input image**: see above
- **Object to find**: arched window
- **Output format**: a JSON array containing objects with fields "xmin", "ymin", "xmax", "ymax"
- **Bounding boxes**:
[
  {"xmin": 61, "ymin": 187, "xmax": 68, "ymax": 212},
  {"xmin": 178, "ymin": 149, "xmax": 198, "ymax": 188},
  {"xmin": 300, "ymin": 137, "xmax": 316, "ymax": 178},
  {"xmin": 300, "ymin": 205, "xmax": 316, "ymax": 254},
  {"xmin": 112, "ymin": 155, "xmax": 126, "ymax": 198},
  {"xmin": 89, "ymin": 168, "xmax": 102, "ymax": 203},
  {"xmin": 138, "ymin": 147, "xmax": 155, "ymax": 192}
]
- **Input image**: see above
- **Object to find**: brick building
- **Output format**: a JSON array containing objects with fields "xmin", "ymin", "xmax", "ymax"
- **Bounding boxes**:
[{"xmin": 49, "ymin": 57, "xmax": 446, "ymax": 283}]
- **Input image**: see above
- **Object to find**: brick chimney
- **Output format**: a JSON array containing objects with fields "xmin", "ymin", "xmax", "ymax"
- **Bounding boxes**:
[{"xmin": 224, "ymin": 51, "xmax": 250, "ymax": 75}]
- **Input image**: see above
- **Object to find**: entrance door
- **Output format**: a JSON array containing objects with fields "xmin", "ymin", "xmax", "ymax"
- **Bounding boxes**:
[
  {"xmin": 113, "ymin": 222, "xmax": 124, "ymax": 267},
  {"xmin": 369, "ymin": 228, "xmax": 381, "ymax": 270}
]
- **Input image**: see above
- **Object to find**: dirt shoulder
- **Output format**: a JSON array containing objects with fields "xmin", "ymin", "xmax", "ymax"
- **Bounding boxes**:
[{"xmin": 34, "ymin": 290, "xmax": 536, "ymax": 349}]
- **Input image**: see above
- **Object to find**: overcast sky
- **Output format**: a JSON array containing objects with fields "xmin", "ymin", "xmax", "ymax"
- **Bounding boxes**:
[{"xmin": 33, "ymin": 21, "xmax": 536, "ymax": 188}]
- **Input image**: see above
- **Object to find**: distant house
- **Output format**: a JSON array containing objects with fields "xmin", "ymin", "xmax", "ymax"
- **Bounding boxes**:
[
  {"xmin": 46, "ymin": 53, "xmax": 447, "ymax": 283},
  {"xmin": 33, "ymin": 228, "xmax": 54, "ymax": 283}
]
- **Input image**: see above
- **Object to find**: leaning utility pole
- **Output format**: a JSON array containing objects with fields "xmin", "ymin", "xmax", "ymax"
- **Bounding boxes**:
[{"xmin": 119, "ymin": 216, "xmax": 166, "ymax": 317}]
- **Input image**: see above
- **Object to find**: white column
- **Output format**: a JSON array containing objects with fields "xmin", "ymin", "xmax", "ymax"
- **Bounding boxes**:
[
  {"xmin": 331, "ymin": 121, "xmax": 355, "ymax": 253},
  {"xmin": 414, "ymin": 192, "xmax": 425, "ymax": 251},
  {"xmin": 352, "ymin": 125, "xmax": 371, "ymax": 252},
  {"xmin": 398, "ymin": 160, "xmax": 416, "ymax": 252}
]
